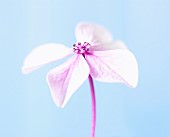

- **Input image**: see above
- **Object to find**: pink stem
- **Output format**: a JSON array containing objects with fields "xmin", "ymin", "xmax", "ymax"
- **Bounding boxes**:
[{"xmin": 88, "ymin": 75, "xmax": 96, "ymax": 137}]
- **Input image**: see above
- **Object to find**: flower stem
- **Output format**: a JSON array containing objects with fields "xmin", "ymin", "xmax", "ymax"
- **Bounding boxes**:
[{"xmin": 88, "ymin": 75, "xmax": 96, "ymax": 137}]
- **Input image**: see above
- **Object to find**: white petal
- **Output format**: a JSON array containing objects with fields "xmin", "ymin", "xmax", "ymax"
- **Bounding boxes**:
[
  {"xmin": 46, "ymin": 55, "xmax": 90, "ymax": 108},
  {"xmin": 22, "ymin": 43, "xmax": 73, "ymax": 74},
  {"xmin": 85, "ymin": 50, "xmax": 138, "ymax": 88},
  {"xmin": 75, "ymin": 22, "xmax": 113, "ymax": 45},
  {"xmin": 89, "ymin": 40, "xmax": 127, "ymax": 51}
]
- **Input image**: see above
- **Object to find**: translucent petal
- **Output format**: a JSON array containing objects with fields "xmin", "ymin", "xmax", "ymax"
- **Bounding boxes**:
[
  {"xmin": 75, "ymin": 22, "xmax": 113, "ymax": 45},
  {"xmin": 89, "ymin": 40, "xmax": 127, "ymax": 51},
  {"xmin": 22, "ymin": 43, "xmax": 73, "ymax": 74},
  {"xmin": 85, "ymin": 50, "xmax": 138, "ymax": 88},
  {"xmin": 46, "ymin": 55, "xmax": 90, "ymax": 108}
]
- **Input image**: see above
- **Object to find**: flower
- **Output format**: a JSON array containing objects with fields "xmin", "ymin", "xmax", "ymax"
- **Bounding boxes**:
[{"xmin": 22, "ymin": 22, "xmax": 138, "ymax": 108}]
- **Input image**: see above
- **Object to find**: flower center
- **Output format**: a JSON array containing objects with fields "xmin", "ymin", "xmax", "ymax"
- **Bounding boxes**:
[{"xmin": 73, "ymin": 42, "xmax": 90, "ymax": 54}]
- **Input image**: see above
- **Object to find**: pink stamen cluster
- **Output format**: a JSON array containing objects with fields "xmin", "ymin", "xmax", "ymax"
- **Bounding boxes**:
[{"xmin": 73, "ymin": 42, "xmax": 90, "ymax": 54}]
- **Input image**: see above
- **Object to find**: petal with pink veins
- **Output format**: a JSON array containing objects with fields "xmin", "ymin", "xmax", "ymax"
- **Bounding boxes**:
[
  {"xmin": 89, "ymin": 40, "xmax": 127, "ymax": 51},
  {"xmin": 47, "ymin": 55, "xmax": 90, "ymax": 108},
  {"xmin": 85, "ymin": 50, "xmax": 138, "ymax": 88},
  {"xmin": 75, "ymin": 22, "xmax": 113, "ymax": 46},
  {"xmin": 22, "ymin": 43, "xmax": 73, "ymax": 74}
]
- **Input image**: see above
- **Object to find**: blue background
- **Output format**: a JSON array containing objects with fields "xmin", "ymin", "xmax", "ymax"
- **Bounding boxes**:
[{"xmin": 0, "ymin": 0, "xmax": 170, "ymax": 137}]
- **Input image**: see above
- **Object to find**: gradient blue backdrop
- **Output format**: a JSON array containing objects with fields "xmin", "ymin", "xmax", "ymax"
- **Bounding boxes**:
[{"xmin": 0, "ymin": 0, "xmax": 170, "ymax": 137}]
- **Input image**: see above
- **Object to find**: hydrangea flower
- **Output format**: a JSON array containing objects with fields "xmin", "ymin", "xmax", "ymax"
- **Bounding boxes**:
[{"xmin": 22, "ymin": 22, "xmax": 138, "ymax": 137}]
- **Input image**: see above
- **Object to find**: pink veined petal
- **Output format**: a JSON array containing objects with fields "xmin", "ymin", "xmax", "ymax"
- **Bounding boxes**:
[
  {"xmin": 46, "ymin": 55, "xmax": 90, "ymax": 108},
  {"xmin": 22, "ymin": 43, "xmax": 73, "ymax": 74},
  {"xmin": 85, "ymin": 50, "xmax": 138, "ymax": 88},
  {"xmin": 75, "ymin": 22, "xmax": 113, "ymax": 46},
  {"xmin": 89, "ymin": 40, "xmax": 128, "ymax": 51}
]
